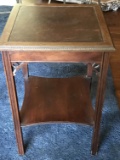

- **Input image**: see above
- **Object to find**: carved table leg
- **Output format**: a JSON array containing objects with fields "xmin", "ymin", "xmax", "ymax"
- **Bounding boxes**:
[
  {"xmin": 2, "ymin": 51, "xmax": 24, "ymax": 155},
  {"xmin": 91, "ymin": 52, "xmax": 109, "ymax": 155}
]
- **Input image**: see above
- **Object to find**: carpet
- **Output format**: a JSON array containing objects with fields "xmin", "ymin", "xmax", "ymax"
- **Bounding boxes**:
[{"xmin": 0, "ymin": 6, "xmax": 120, "ymax": 160}]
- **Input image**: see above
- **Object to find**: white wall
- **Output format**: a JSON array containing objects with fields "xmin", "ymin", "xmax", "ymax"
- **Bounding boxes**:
[{"xmin": 0, "ymin": 0, "xmax": 17, "ymax": 5}]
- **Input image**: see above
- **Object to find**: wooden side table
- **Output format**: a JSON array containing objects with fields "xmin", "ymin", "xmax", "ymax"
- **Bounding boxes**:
[{"xmin": 0, "ymin": 4, "xmax": 115, "ymax": 155}]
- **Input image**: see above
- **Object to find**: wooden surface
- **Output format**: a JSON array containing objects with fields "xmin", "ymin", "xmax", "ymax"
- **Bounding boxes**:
[
  {"xmin": 104, "ymin": 10, "xmax": 120, "ymax": 109},
  {"xmin": 20, "ymin": 76, "xmax": 95, "ymax": 126},
  {"xmin": 9, "ymin": 7, "xmax": 102, "ymax": 42},
  {"xmin": 2, "ymin": 52, "xmax": 24, "ymax": 154},
  {"xmin": 0, "ymin": 4, "xmax": 114, "ymax": 52},
  {"xmin": 10, "ymin": 51, "xmax": 102, "ymax": 63},
  {"xmin": 91, "ymin": 52, "xmax": 110, "ymax": 155},
  {"xmin": 0, "ymin": 4, "xmax": 115, "ymax": 155}
]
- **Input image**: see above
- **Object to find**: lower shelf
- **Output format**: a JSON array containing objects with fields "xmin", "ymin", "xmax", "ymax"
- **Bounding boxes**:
[{"xmin": 20, "ymin": 76, "xmax": 95, "ymax": 126}]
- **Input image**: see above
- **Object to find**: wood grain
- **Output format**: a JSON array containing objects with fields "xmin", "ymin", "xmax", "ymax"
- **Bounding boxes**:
[
  {"xmin": 0, "ymin": 4, "xmax": 115, "ymax": 155},
  {"xmin": 10, "ymin": 51, "xmax": 102, "ymax": 63},
  {"xmin": 91, "ymin": 52, "xmax": 109, "ymax": 155},
  {"xmin": 2, "ymin": 52, "xmax": 24, "ymax": 155},
  {"xmin": 104, "ymin": 10, "xmax": 120, "ymax": 109},
  {"xmin": 0, "ymin": 4, "xmax": 115, "ymax": 52},
  {"xmin": 20, "ymin": 76, "xmax": 95, "ymax": 126}
]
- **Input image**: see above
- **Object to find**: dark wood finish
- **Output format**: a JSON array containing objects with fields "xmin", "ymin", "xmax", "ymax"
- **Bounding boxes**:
[
  {"xmin": 104, "ymin": 10, "xmax": 120, "ymax": 46},
  {"xmin": 2, "ymin": 52, "xmax": 24, "ymax": 155},
  {"xmin": 104, "ymin": 10, "xmax": 120, "ymax": 109},
  {"xmin": 10, "ymin": 51, "xmax": 102, "ymax": 63},
  {"xmin": 0, "ymin": 4, "xmax": 114, "ymax": 52},
  {"xmin": 0, "ymin": 4, "xmax": 114, "ymax": 155},
  {"xmin": 91, "ymin": 52, "xmax": 109, "ymax": 155},
  {"xmin": 20, "ymin": 76, "xmax": 95, "ymax": 126},
  {"xmin": 9, "ymin": 7, "xmax": 102, "ymax": 42}
]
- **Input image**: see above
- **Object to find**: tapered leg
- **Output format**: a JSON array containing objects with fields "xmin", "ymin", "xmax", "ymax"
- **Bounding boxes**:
[
  {"xmin": 91, "ymin": 52, "xmax": 109, "ymax": 155},
  {"xmin": 2, "ymin": 52, "xmax": 24, "ymax": 155}
]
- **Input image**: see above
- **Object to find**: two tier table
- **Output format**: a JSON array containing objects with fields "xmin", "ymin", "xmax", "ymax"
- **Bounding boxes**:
[{"xmin": 0, "ymin": 4, "xmax": 115, "ymax": 155}]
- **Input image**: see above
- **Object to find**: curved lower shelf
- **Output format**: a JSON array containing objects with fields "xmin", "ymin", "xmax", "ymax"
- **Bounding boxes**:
[{"xmin": 20, "ymin": 76, "xmax": 95, "ymax": 126}]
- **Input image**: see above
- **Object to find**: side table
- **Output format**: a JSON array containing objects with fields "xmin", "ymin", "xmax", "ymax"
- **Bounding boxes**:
[{"xmin": 0, "ymin": 4, "xmax": 115, "ymax": 155}]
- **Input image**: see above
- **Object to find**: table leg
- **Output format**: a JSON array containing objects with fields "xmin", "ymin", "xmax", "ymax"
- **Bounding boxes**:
[
  {"xmin": 91, "ymin": 52, "xmax": 109, "ymax": 155},
  {"xmin": 2, "ymin": 52, "xmax": 24, "ymax": 155}
]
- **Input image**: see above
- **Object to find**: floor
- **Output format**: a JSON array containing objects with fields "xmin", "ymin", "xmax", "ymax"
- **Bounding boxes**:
[{"xmin": 104, "ymin": 10, "xmax": 120, "ymax": 109}]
